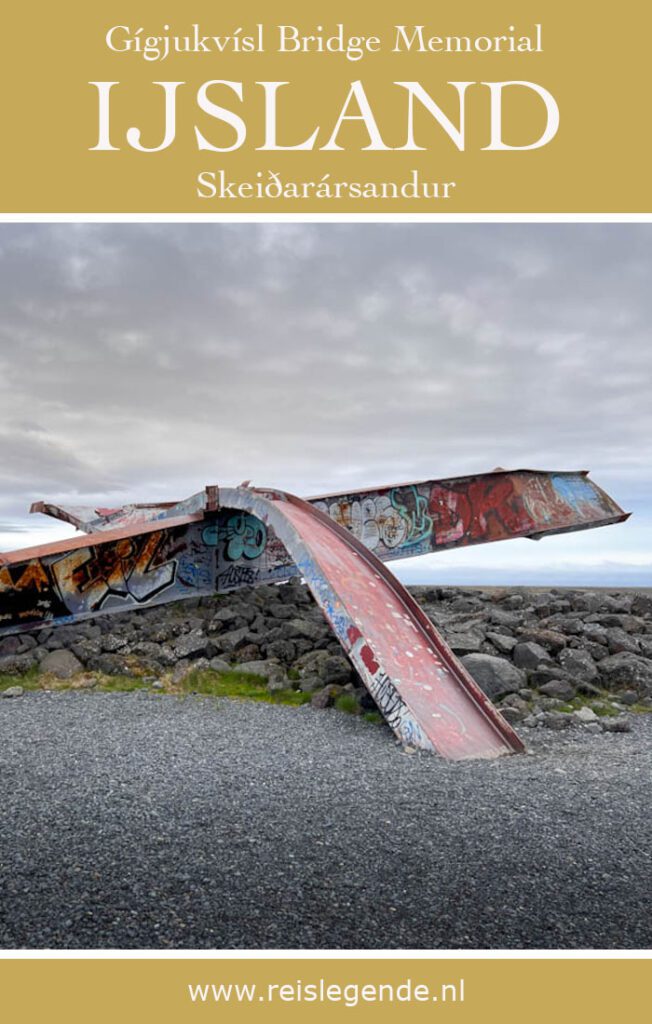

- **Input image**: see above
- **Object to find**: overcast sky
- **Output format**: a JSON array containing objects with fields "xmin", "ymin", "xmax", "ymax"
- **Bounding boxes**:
[{"xmin": 0, "ymin": 222, "xmax": 649, "ymax": 585}]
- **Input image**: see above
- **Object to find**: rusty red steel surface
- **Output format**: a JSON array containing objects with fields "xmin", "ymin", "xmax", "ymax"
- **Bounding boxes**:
[
  {"xmin": 255, "ymin": 490, "xmax": 524, "ymax": 758},
  {"xmin": 26, "ymin": 469, "xmax": 628, "ymax": 589},
  {"xmin": 0, "ymin": 469, "xmax": 629, "ymax": 758}
]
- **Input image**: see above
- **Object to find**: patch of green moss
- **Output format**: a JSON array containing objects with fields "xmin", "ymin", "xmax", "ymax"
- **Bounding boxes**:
[
  {"xmin": 362, "ymin": 711, "xmax": 384, "ymax": 725},
  {"xmin": 554, "ymin": 693, "xmax": 622, "ymax": 718},
  {"xmin": 589, "ymin": 703, "xmax": 619, "ymax": 718},
  {"xmin": 334, "ymin": 693, "xmax": 360, "ymax": 715},
  {"xmin": 180, "ymin": 668, "xmax": 310, "ymax": 706},
  {"xmin": 92, "ymin": 675, "xmax": 148, "ymax": 692},
  {"xmin": 0, "ymin": 666, "xmax": 41, "ymax": 691},
  {"xmin": 181, "ymin": 668, "xmax": 268, "ymax": 697},
  {"xmin": 286, "ymin": 667, "xmax": 301, "ymax": 681},
  {"xmin": 269, "ymin": 689, "xmax": 312, "ymax": 707}
]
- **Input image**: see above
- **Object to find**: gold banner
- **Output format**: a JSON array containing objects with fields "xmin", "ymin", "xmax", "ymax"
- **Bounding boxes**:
[
  {"xmin": 3, "ymin": 0, "xmax": 652, "ymax": 212},
  {"xmin": 0, "ymin": 958, "xmax": 648, "ymax": 1022}
]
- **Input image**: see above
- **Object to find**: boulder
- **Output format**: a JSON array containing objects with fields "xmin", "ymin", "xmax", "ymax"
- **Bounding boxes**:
[
  {"xmin": 517, "ymin": 628, "xmax": 567, "ymax": 654},
  {"xmin": 573, "ymin": 706, "xmax": 598, "ymax": 723},
  {"xmin": 558, "ymin": 648, "xmax": 599, "ymax": 683},
  {"xmin": 0, "ymin": 652, "xmax": 36, "ymax": 675},
  {"xmin": 265, "ymin": 639, "xmax": 296, "ymax": 664},
  {"xmin": 552, "ymin": 616, "xmax": 584, "ymax": 636},
  {"xmin": 39, "ymin": 649, "xmax": 83, "ymax": 679},
  {"xmin": 631, "ymin": 594, "xmax": 652, "ymax": 617},
  {"xmin": 601, "ymin": 717, "xmax": 632, "ymax": 733},
  {"xmin": 486, "ymin": 632, "xmax": 517, "ymax": 654},
  {"xmin": 131, "ymin": 640, "xmax": 175, "ymax": 667},
  {"xmin": 213, "ymin": 607, "xmax": 241, "ymax": 627},
  {"xmin": 172, "ymin": 629, "xmax": 212, "ymax": 661},
  {"xmin": 299, "ymin": 675, "xmax": 325, "ymax": 693},
  {"xmin": 0, "ymin": 635, "xmax": 24, "ymax": 656},
  {"xmin": 512, "ymin": 641, "xmax": 551, "ymax": 670},
  {"xmin": 606, "ymin": 628, "xmax": 639, "ymax": 655},
  {"xmin": 1, "ymin": 685, "xmax": 24, "ymax": 698},
  {"xmin": 311, "ymin": 684, "xmax": 345, "ymax": 709},
  {"xmin": 540, "ymin": 711, "xmax": 573, "ymax": 730},
  {"xmin": 232, "ymin": 643, "xmax": 261, "ymax": 663},
  {"xmin": 446, "ymin": 632, "xmax": 484, "ymax": 655},
  {"xmin": 213, "ymin": 626, "xmax": 250, "ymax": 653},
  {"xmin": 266, "ymin": 602, "xmax": 296, "ymax": 620},
  {"xmin": 582, "ymin": 623, "xmax": 608, "ymax": 645},
  {"xmin": 460, "ymin": 653, "xmax": 525, "ymax": 700},
  {"xmin": 488, "ymin": 609, "xmax": 521, "ymax": 631},
  {"xmin": 234, "ymin": 659, "xmax": 286, "ymax": 684},
  {"xmin": 318, "ymin": 654, "xmax": 354, "ymax": 686},
  {"xmin": 208, "ymin": 657, "xmax": 232, "ymax": 673},
  {"xmin": 288, "ymin": 618, "xmax": 328, "ymax": 643},
  {"xmin": 570, "ymin": 592, "xmax": 605, "ymax": 614},
  {"xmin": 573, "ymin": 639, "xmax": 609, "ymax": 662},
  {"xmin": 498, "ymin": 705, "xmax": 526, "ymax": 725},
  {"xmin": 86, "ymin": 653, "xmax": 131, "ymax": 676},
  {"xmin": 598, "ymin": 653, "xmax": 652, "ymax": 694},
  {"xmin": 539, "ymin": 679, "xmax": 576, "ymax": 701},
  {"xmin": 172, "ymin": 658, "xmax": 210, "ymax": 684}
]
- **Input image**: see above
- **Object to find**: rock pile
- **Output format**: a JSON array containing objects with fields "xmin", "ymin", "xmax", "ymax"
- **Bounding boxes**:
[{"xmin": 1, "ymin": 582, "xmax": 651, "ymax": 730}]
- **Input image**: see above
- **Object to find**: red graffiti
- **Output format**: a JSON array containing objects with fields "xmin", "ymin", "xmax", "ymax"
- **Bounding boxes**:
[
  {"xmin": 429, "ymin": 476, "xmax": 532, "ymax": 547},
  {"xmin": 360, "ymin": 644, "xmax": 380, "ymax": 674},
  {"xmin": 347, "ymin": 625, "xmax": 362, "ymax": 645}
]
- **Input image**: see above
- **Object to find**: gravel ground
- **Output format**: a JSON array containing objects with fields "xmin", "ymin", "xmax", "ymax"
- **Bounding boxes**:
[{"xmin": 0, "ymin": 691, "xmax": 650, "ymax": 949}]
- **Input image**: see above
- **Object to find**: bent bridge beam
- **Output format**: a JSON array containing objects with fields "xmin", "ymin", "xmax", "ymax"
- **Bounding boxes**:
[{"xmin": 0, "ymin": 469, "xmax": 629, "ymax": 759}]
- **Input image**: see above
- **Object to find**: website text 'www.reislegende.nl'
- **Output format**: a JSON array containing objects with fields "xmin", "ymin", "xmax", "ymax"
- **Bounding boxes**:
[{"xmin": 188, "ymin": 976, "xmax": 466, "ymax": 1009}]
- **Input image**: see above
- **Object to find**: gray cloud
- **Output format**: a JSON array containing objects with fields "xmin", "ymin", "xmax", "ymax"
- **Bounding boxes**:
[{"xmin": 0, "ymin": 223, "xmax": 649, "ymax": 581}]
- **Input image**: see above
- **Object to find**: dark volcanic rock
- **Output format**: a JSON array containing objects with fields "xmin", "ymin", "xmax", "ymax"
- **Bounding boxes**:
[
  {"xmin": 598, "ymin": 653, "xmax": 652, "ymax": 695},
  {"xmin": 539, "ymin": 679, "xmax": 577, "ymax": 701},
  {"xmin": 39, "ymin": 649, "xmax": 84, "ymax": 679},
  {"xmin": 4, "ymin": 584, "xmax": 652, "ymax": 721},
  {"xmin": 486, "ymin": 631, "xmax": 517, "ymax": 655},
  {"xmin": 0, "ymin": 653, "xmax": 36, "ymax": 675},
  {"xmin": 558, "ymin": 648, "xmax": 599, "ymax": 684},
  {"xmin": 513, "ymin": 641, "xmax": 551, "ymax": 670},
  {"xmin": 632, "ymin": 594, "xmax": 652, "ymax": 617},
  {"xmin": 460, "ymin": 653, "xmax": 525, "ymax": 699}
]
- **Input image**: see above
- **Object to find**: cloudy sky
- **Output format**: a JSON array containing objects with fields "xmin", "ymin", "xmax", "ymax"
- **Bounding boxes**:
[{"xmin": 0, "ymin": 222, "xmax": 649, "ymax": 585}]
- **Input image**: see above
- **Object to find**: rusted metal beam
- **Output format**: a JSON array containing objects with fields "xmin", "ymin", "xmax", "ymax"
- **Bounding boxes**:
[
  {"xmin": 31, "ymin": 469, "xmax": 628, "ymax": 576},
  {"xmin": 0, "ymin": 469, "xmax": 628, "ymax": 759},
  {"xmin": 217, "ymin": 487, "xmax": 524, "ymax": 759}
]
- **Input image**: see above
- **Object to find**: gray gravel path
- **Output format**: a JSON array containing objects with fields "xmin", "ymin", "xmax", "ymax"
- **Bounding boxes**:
[{"xmin": 0, "ymin": 692, "xmax": 650, "ymax": 949}]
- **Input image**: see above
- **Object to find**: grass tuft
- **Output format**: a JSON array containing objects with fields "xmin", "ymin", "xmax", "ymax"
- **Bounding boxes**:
[
  {"xmin": 362, "ymin": 711, "xmax": 384, "ymax": 725},
  {"xmin": 0, "ymin": 667, "xmax": 41, "ymax": 691},
  {"xmin": 333, "ymin": 694, "xmax": 360, "ymax": 715},
  {"xmin": 180, "ymin": 668, "xmax": 310, "ymax": 706}
]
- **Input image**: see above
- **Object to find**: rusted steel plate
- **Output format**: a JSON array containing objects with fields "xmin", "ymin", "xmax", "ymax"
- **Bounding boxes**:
[
  {"xmin": 203, "ymin": 468, "xmax": 629, "ymax": 592},
  {"xmin": 2, "ymin": 484, "xmax": 524, "ymax": 757},
  {"xmin": 0, "ymin": 471, "xmax": 629, "ymax": 758},
  {"xmin": 310, "ymin": 469, "xmax": 628, "ymax": 560},
  {"xmin": 31, "ymin": 470, "xmax": 628, "ymax": 596},
  {"xmin": 219, "ymin": 488, "xmax": 523, "ymax": 759},
  {"xmin": 0, "ymin": 514, "xmax": 212, "ymax": 634},
  {"xmin": 30, "ymin": 492, "xmax": 206, "ymax": 533}
]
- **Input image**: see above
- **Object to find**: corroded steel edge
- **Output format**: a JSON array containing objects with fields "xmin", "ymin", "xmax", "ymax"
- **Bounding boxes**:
[
  {"xmin": 222, "ymin": 487, "xmax": 523, "ymax": 758},
  {"xmin": 0, "ymin": 513, "xmax": 206, "ymax": 566},
  {"xmin": 278, "ymin": 489, "xmax": 525, "ymax": 756}
]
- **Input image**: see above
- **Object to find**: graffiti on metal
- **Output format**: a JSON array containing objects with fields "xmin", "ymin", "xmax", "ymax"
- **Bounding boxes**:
[
  {"xmin": 312, "ymin": 471, "xmax": 623, "ymax": 559},
  {"xmin": 1, "ymin": 469, "xmax": 627, "ymax": 633},
  {"xmin": 0, "ymin": 469, "xmax": 629, "ymax": 759},
  {"xmin": 0, "ymin": 522, "xmax": 214, "ymax": 631},
  {"xmin": 240, "ymin": 490, "xmax": 523, "ymax": 758}
]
